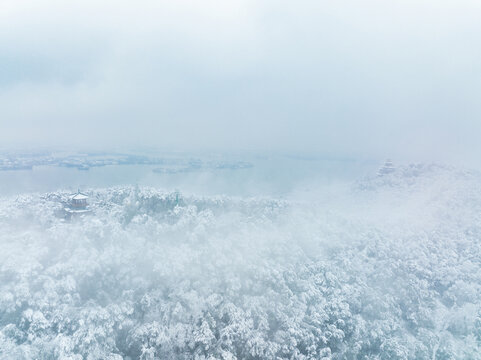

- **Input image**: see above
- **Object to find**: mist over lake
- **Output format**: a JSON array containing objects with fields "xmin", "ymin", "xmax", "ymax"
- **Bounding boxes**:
[
  {"xmin": 0, "ymin": 152, "xmax": 372, "ymax": 197},
  {"xmin": 1, "ymin": 152, "xmax": 481, "ymax": 359},
  {"xmin": 2, "ymin": 0, "xmax": 481, "ymax": 358}
]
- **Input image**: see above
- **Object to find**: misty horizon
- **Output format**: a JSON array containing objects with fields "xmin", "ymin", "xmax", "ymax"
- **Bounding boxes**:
[
  {"xmin": 2, "ymin": 1, "xmax": 481, "ymax": 359},
  {"xmin": 1, "ymin": 0, "xmax": 481, "ymax": 165}
]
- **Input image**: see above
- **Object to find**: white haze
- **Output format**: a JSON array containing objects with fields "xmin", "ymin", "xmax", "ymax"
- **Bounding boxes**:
[
  {"xmin": 1, "ymin": 1, "xmax": 481, "ymax": 359},
  {"xmin": 1, "ymin": 164, "xmax": 481, "ymax": 358},
  {"xmin": 1, "ymin": 0, "xmax": 481, "ymax": 164}
]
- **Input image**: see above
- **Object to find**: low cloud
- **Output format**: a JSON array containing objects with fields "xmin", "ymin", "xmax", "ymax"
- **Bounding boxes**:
[{"xmin": 1, "ymin": 0, "xmax": 480, "ymax": 164}]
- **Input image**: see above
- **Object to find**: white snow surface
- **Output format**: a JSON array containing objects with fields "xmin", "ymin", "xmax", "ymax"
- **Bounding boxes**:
[{"xmin": 1, "ymin": 164, "xmax": 481, "ymax": 359}]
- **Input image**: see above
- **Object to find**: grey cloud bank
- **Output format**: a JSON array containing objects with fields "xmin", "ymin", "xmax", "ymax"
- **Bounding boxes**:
[
  {"xmin": 1, "ymin": 0, "xmax": 480, "ymax": 164},
  {"xmin": 2, "ymin": 3, "xmax": 481, "ymax": 358}
]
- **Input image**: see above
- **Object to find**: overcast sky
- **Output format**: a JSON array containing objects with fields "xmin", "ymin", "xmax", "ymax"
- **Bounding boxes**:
[{"xmin": 1, "ymin": 0, "xmax": 480, "ymax": 162}]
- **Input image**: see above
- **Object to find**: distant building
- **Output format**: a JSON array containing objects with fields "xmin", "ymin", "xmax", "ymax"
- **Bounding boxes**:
[
  {"xmin": 65, "ymin": 190, "xmax": 91, "ymax": 217},
  {"xmin": 377, "ymin": 159, "xmax": 396, "ymax": 176}
]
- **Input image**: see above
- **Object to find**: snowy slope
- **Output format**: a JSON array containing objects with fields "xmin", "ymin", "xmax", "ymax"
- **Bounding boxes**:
[{"xmin": 1, "ymin": 164, "xmax": 481, "ymax": 359}]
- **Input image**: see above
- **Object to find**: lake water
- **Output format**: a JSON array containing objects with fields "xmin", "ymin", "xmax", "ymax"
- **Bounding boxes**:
[{"xmin": 0, "ymin": 155, "xmax": 377, "ymax": 197}]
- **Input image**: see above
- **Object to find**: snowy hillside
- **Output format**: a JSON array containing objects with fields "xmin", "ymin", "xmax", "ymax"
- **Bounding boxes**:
[{"xmin": 1, "ymin": 164, "xmax": 481, "ymax": 359}]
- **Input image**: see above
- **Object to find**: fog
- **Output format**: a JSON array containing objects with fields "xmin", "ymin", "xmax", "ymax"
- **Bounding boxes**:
[
  {"xmin": 2, "ymin": 164, "xmax": 481, "ymax": 358},
  {"xmin": 1, "ymin": 0, "xmax": 481, "ymax": 164},
  {"xmin": 2, "ymin": 1, "xmax": 481, "ymax": 359}
]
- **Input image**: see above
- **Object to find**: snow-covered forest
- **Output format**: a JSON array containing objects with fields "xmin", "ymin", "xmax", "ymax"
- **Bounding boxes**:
[{"xmin": 1, "ymin": 163, "xmax": 481, "ymax": 359}]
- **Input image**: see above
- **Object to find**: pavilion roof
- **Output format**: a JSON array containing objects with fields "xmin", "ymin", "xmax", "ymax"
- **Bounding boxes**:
[{"xmin": 71, "ymin": 192, "xmax": 88, "ymax": 200}]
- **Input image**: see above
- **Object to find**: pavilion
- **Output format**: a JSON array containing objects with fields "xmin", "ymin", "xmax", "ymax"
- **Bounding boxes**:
[
  {"xmin": 377, "ymin": 159, "xmax": 396, "ymax": 176},
  {"xmin": 64, "ymin": 190, "xmax": 91, "ymax": 216}
]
